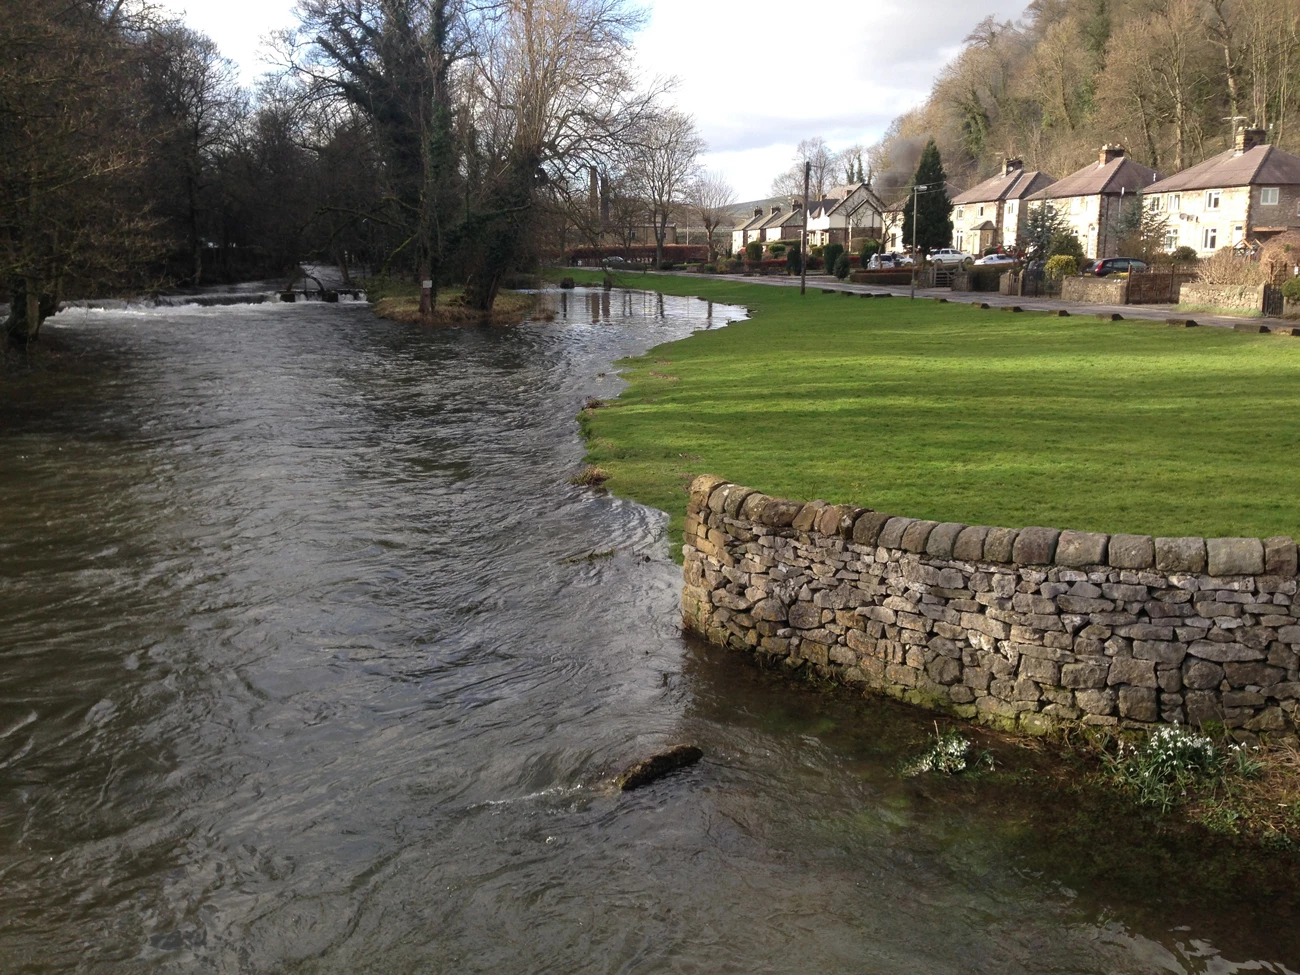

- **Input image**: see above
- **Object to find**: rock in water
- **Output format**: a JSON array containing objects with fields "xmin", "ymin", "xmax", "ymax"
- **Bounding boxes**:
[{"xmin": 615, "ymin": 745, "xmax": 703, "ymax": 791}]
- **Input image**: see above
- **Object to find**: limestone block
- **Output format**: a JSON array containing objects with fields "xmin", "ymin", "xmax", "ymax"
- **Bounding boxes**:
[
  {"xmin": 739, "ymin": 493, "xmax": 771, "ymax": 520},
  {"xmin": 751, "ymin": 598, "xmax": 788, "ymax": 622},
  {"xmin": 1265, "ymin": 536, "xmax": 1299, "ymax": 578},
  {"xmin": 925, "ymin": 522, "xmax": 968, "ymax": 559},
  {"xmin": 1012, "ymin": 527, "xmax": 1060, "ymax": 566},
  {"xmin": 1185, "ymin": 690, "xmax": 1221, "ymax": 726},
  {"xmin": 1107, "ymin": 657, "xmax": 1157, "ymax": 687},
  {"xmin": 900, "ymin": 520, "xmax": 939, "ymax": 554},
  {"xmin": 1206, "ymin": 537, "xmax": 1265, "ymax": 577},
  {"xmin": 1118, "ymin": 686, "xmax": 1158, "ymax": 722},
  {"xmin": 1246, "ymin": 707, "xmax": 1288, "ymax": 732},
  {"xmin": 791, "ymin": 500, "xmax": 829, "ymax": 532},
  {"xmin": 690, "ymin": 475, "xmax": 729, "ymax": 509},
  {"xmin": 787, "ymin": 601, "xmax": 821, "ymax": 629},
  {"xmin": 1109, "ymin": 534, "xmax": 1155, "ymax": 569},
  {"xmin": 1224, "ymin": 662, "xmax": 1285, "ymax": 687},
  {"xmin": 1132, "ymin": 640, "xmax": 1187, "ymax": 666},
  {"xmin": 722, "ymin": 486, "xmax": 756, "ymax": 518},
  {"xmin": 952, "ymin": 526, "xmax": 990, "ymax": 561},
  {"xmin": 1056, "ymin": 531, "xmax": 1109, "ymax": 567},
  {"xmin": 1075, "ymin": 688, "xmax": 1117, "ymax": 715},
  {"xmin": 927, "ymin": 656, "xmax": 961, "ymax": 684},
  {"xmin": 761, "ymin": 500, "xmax": 804, "ymax": 528},
  {"xmin": 1278, "ymin": 625, "xmax": 1300, "ymax": 644},
  {"xmin": 983, "ymin": 527, "xmax": 1020, "ymax": 564},
  {"xmin": 852, "ymin": 511, "xmax": 893, "ymax": 547},
  {"xmin": 877, "ymin": 517, "xmax": 914, "ymax": 550},
  {"xmin": 1187, "ymin": 639, "xmax": 1265, "ymax": 662},
  {"xmin": 819, "ymin": 505, "xmax": 865, "ymax": 538},
  {"xmin": 1155, "ymin": 537, "xmax": 1207, "ymax": 574}
]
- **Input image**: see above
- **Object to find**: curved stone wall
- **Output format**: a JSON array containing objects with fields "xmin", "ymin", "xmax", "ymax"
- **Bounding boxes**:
[{"xmin": 681, "ymin": 475, "xmax": 1300, "ymax": 738}]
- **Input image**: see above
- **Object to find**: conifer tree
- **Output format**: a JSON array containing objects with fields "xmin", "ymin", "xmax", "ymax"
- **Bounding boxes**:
[{"xmin": 901, "ymin": 139, "xmax": 953, "ymax": 254}]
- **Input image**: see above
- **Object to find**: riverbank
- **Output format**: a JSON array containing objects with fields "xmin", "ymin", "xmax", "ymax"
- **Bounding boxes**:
[
  {"xmin": 560, "ymin": 269, "xmax": 1300, "ymax": 849},
  {"xmin": 369, "ymin": 279, "xmax": 539, "ymax": 326},
  {"xmin": 556, "ymin": 269, "xmax": 1300, "ymax": 560}
]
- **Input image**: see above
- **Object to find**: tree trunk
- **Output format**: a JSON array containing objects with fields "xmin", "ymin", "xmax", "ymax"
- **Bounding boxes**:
[{"xmin": 5, "ymin": 277, "xmax": 56, "ymax": 346}]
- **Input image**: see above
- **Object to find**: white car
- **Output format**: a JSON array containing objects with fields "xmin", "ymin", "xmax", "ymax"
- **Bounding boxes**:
[
  {"xmin": 973, "ymin": 253, "xmax": 1018, "ymax": 266},
  {"xmin": 929, "ymin": 248, "xmax": 976, "ymax": 266}
]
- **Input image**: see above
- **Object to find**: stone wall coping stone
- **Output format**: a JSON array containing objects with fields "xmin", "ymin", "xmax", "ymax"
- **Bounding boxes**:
[{"xmin": 687, "ymin": 476, "xmax": 1296, "ymax": 579}]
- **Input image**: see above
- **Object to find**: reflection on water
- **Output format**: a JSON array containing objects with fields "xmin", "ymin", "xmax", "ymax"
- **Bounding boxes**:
[{"xmin": 0, "ymin": 290, "xmax": 1296, "ymax": 974}]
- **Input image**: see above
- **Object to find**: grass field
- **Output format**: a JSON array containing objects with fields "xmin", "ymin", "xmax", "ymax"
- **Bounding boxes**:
[{"xmin": 557, "ymin": 269, "xmax": 1300, "ymax": 558}]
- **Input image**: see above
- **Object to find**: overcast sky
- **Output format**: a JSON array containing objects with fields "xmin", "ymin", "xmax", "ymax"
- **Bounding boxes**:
[{"xmin": 156, "ymin": 0, "xmax": 1033, "ymax": 199}]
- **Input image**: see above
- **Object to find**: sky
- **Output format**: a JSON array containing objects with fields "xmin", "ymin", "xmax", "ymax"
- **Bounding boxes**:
[{"xmin": 156, "ymin": 0, "xmax": 1033, "ymax": 200}]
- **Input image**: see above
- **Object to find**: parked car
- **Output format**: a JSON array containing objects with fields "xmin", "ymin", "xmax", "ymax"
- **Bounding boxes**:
[
  {"xmin": 1090, "ymin": 257, "xmax": 1148, "ymax": 276},
  {"xmin": 973, "ymin": 253, "xmax": 1019, "ymax": 266},
  {"xmin": 601, "ymin": 256, "xmax": 629, "ymax": 268},
  {"xmin": 867, "ymin": 252, "xmax": 912, "ymax": 269},
  {"xmin": 929, "ymin": 248, "xmax": 976, "ymax": 267}
]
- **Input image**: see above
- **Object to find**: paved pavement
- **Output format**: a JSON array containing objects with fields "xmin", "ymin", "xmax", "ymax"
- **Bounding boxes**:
[{"xmin": 654, "ymin": 270, "xmax": 1300, "ymax": 335}]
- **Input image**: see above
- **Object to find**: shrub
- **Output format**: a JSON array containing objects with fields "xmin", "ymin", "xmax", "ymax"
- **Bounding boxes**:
[
  {"xmin": 809, "ymin": 245, "xmax": 824, "ymax": 258},
  {"xmin": 833, "ymin": 253, "xmax": 851, "ymax": 279},
  {"xmin": 1048, "ymin": 230, "xmax": 1086, "ymax": 262},
  {"xmin": 1044, "ymin": 255, "xmax": 1079, "ymax": 278},
  {"xmin": 805, "ymin": 256, "xmax": 823, "ymax": 271},
  {"xmin": 859, "ymin": 239, "xmax": 880, "ymax": 264},
  {"xmin": 658, "ymin": 261, "xmax": 676, "ymax": 271},
  {"xmin": 823, "ymin": 243, "xmax": 844, "ymax": 276},
  {"xmin": 700, "ymin": 263, "xmax": 717, "ymax": 273},
  {"xmin": 1171, "ymin": 245, "xmax": 1198, "ymax": 264},
  {"xmin": 984, "ymin": 246, "xmax": 999, "ymax": 256},
  {"xmin": 745, "ymin": 241, "xmax": 763, "ymax": 262},
  {"xmin": 1283, "ymin": 276, "xmax": 1300, "ymax": 301},
  {"xmin": 727, "ymin": 259, "xmax": 743, "ymax": 273},
  {"xmin": 1103, "ymin": 726, "xmax": 1233, "ymax": 813},
  {"xmin": 768, "ymin": 242, "xmax": 786, "ymax": 256},
  {"xmin": 1197, "ymin": 247, "xmax": 1267, "ymax": 286},
  {"xmin": 786, "ymin": 247, "xmax": 802, "ymax": 275},
  {"xmin": 902, "ymin": 728, "xmax": 989, "ymax": 776}
]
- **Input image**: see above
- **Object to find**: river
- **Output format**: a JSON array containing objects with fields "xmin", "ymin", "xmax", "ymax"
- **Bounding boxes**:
[{"xmin": 1, "ymin": 289, "xmax": 1296, "ymax": 974}]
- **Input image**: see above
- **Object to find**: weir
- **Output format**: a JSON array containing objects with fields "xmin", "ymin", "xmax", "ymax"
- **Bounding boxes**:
[{"xmin": 682, "ymin": 475, "xmax": 1300, "ymax": 739}]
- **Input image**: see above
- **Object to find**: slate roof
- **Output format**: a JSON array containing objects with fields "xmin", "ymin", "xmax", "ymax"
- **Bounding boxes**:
[
  {"xmin": 952, "ymin": 169, "xmax": 1056, "ymax": 205},
  {"xmin": 1146, "ymin": 144, "xmax": 1300, "ymax": 193},
  {"xmin": 1026, "ymin": 156, "xmax": 1161, "ymax": 201}
]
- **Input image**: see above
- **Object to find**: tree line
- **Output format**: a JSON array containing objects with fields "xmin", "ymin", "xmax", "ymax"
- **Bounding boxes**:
[{"xmin": 2, "ymin": 0, "xmax": 708, "ymax": 344}]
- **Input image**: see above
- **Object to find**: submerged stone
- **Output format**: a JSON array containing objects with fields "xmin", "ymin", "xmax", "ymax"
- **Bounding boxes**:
[{"xmin": 616, "ymin": 745, "xmax": 704, "ymax": 791}]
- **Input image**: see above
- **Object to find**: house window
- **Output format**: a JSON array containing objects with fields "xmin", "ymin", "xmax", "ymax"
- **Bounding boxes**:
[
  {"xmin": 955, "ymin": 232, "xmax": 964, "ymax": 251},
  {"xmin": 978, "ymin": 205, "xmax": 985, "ymax": 217},
  {"xmin": 1152, "ymin": 195, "xmax": 1164, "ymax": 212},
  {"xmin": 1007, "ymin": 200, "xmax": 1017, "ymax": 215},
  {"xmin": 1203, "ymin": 227, "xmax": 1218, "ymax": 250},
  {"xmin": 1205, "ymin": 190, "xmax": 1221, "ymax": 210},
  {"xmin": 1164, "ymin": 230, "xmax": 1179, "ymax": 251},
  {"xmin": 1261, "ymin": 187, "xmax": 1280, "ymax": 206},
  {"xmin": 1170, "ymin": 194, "xmax": 1181, "ymax": 212},
  {"xmin": 956, "ymin": 207, "xmax": 964, "ymax": 220}
]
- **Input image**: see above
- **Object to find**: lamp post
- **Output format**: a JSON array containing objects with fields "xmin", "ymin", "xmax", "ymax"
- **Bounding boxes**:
[{"xmin": 910, "ymin": 183, "xmax": 928, "ymax": 300}]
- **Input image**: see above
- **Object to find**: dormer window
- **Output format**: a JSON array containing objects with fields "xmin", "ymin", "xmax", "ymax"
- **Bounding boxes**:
[
  {"xmin": 1261, "ymin": 187, "xmax": 1280, "ymax": 206},
  {"xmin": 956, "ymin": 207, "xmax": 964, "ymax": 220},
  {"xmin": 1205, "ymin": 190, "xmax": 1221, "ymax": 210}
]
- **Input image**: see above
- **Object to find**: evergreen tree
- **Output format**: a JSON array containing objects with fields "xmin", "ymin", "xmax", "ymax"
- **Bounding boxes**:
[{"xmin": 901, "ymin": 140, "xmax": 953, "ymax": 255}]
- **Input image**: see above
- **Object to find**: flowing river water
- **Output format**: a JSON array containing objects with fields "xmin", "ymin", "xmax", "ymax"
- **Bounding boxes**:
[{"xmin": 1, "ymin": 289, "xmax": 1298, "ymax": 974}]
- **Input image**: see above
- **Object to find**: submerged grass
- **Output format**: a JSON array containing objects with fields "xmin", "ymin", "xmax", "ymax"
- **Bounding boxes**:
[
  {"xmin": 554, "ymin": 268, "xmax": 1300, "ymax": 560},
  {"xmin": 372, "ymin": 282, "xmax": 538, "ymax": 326}
]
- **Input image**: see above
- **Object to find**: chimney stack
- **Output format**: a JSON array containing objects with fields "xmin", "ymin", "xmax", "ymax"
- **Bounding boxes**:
[
  {"xmin": 1002, "ymin": 158, "xmax": 1024, "ymax": 176},
  {"xmin": 1235, "ymin": 127, "xmax": 1267, "ymax": 154},
  {"xmin": 1099, "ymin": 145, "xmax": 1126, "ymax": 166},
  {"xmin": 770, "ymin": 205, "xmax": 782, "ymax": 215},
  {"xmin": 753, "ymin": 207, "xmax": 763, "ymax": 218}
]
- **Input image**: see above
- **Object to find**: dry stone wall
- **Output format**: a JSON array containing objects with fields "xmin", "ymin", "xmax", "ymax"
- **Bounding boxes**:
[{"xmin": 682, "ymin": 475, "xmax": 1300, "ymax": 739}]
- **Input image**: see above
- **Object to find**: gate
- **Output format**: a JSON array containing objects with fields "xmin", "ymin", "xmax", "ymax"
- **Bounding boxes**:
[{"xmin": 1264, "ymin": 285, "xmax": 1284, "ymax": 317}]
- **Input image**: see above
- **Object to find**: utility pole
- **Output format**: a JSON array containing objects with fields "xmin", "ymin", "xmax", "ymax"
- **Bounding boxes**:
[
  {"xmin": 800, "ymin": 161, "xmax": 810, "ymax": 295},
  {"xmin": 910, "ymin": 183, "xmax": 927, "ymax": 300}
]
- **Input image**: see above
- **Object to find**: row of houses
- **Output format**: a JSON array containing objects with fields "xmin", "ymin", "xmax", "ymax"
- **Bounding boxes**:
[{"xmin": 732, "ymin": 128, "xmax": 1300, "ymax": 262}]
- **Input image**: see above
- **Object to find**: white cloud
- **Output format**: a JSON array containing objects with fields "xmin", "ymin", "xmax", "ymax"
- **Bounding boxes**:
[{"xmin": 152, "ymin": 0, "xmax": 297, "ymax": 83}]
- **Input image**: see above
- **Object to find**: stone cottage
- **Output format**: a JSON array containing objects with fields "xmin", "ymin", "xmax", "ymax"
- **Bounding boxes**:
[
  {"xmin": 1145, "ymin": 128, "xmax": 1300, "ymax": 256},
  {"xmin": 1025, "ymin": 146, "xmax": 1162, "ymax": 259},
  {"xmin": 951, "ymin": 159, "xmax": 1056, "ymax": 254}
]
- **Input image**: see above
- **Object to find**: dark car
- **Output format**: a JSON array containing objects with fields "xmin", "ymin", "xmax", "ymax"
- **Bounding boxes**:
[{"xmin": 1090, "ymin": 257, "xmax": 1148, "ymax": 276}]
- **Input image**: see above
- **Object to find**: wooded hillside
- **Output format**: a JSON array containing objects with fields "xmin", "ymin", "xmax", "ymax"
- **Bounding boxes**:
[{"xmin": 870, "ymin": 0, "xmax": 1300, "ymax": 193}]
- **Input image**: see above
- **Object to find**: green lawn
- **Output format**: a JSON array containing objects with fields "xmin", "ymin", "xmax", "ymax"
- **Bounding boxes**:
[{"xmin": 557, "ymin": 269, "xmax": 1300, "ymax": 558}]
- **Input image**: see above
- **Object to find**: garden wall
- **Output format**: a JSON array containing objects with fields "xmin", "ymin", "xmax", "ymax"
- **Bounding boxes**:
[
  {"xmin": 1061, "ymin": 276, "xmax": 1127, "ymax": 304},
  {"xmin": 1179, "ymin": 283, "xmax": 1266, "ymax": 312},
  {"xmin": 682, "ymin": 475, "xmax": 1300, "ymax": 740}
]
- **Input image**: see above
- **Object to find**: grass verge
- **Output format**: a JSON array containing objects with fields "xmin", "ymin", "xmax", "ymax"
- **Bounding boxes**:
[{"xmin": 554, "ymin": 268, "xmax": 1300, "ymax": 561}]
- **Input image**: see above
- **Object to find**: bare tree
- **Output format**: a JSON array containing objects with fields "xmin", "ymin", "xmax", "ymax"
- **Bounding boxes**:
[
  {"xmin": 771, "ymin": 137, "xmax": 837, "ymax": 201},
  {"xmin": 687, "ymin": 171, "xmax": 735, "ymax": 262},
  {"xmin": 631, "ymin": 108, "xmax": 703, "ymax": 268}
]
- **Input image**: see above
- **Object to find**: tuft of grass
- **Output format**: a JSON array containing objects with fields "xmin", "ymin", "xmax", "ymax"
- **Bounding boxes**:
[
  {"xmin": 1175, "ymin": 303, "xmax": 1265, "ymax": 318},
  {"xmin": 570, "ymin": 464, "xmax": 610, "ymax": 487},
  {"xmin": 553, "ymin": 269, "xmax": 1300, "ymax": 561}
]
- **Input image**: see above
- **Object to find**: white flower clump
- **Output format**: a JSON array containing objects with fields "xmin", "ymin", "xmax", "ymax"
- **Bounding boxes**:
[{"xmin": 904, "ymin": 729, "xmax": 972, "ymax": 776}]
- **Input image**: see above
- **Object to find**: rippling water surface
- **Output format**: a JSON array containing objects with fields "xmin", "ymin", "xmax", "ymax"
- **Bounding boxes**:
[{"xmin": 1, "ymin": 289, "xmax": 1297, "ymax": 974}]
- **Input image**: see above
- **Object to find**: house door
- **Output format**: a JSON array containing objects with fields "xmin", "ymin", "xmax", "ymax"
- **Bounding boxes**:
[{"xmin": 1232, "ymin": 224, "xmax": 1245, "ymax": 246}]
